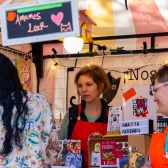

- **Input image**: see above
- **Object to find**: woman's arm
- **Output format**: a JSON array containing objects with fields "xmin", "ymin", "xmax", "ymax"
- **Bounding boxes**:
[
  {"xmin": 59, "ymin": 110, "xmax": 69, "ymax": 140},
  {"xmin": 143, "ymin": 153, "xmax": 151, "ymax": 168}
]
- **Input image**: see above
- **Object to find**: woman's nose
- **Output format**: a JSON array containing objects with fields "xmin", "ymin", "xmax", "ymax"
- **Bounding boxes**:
[
  {"xmin": 82, "ymin": 85, "xmax": 87, "ymax": 91},
  {"xmin": 153, "ymin": 95, "xmax": 157, "ymax": 102}
]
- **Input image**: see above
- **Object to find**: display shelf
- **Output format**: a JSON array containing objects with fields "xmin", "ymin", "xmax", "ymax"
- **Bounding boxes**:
[
  {"xmin": 157, "ymin": 117, "xmax": 168, "ymax": 132},
  {"xmin": 88, "ymin": 136, "xmax": 128, "ymax": 168}
]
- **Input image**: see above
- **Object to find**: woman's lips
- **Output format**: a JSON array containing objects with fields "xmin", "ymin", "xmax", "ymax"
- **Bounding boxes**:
[{"xmin": 83, "ymin": 95, "xmax": 89, "ymax": 98}]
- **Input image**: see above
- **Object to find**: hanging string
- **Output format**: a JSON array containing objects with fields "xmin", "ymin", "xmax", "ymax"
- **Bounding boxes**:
[{"xmin": 0, "ymin": 44, "xmax": 31, "ymax": 58}]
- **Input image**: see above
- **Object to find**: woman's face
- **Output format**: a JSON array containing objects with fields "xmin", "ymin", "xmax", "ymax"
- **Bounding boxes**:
[
  {"xmin": 77, "ymin": 75, "xmax": 101, "ymax": 103},
  {"xmin": 153, "ymin": 78, "xmax": 168, "ymax": 115}
]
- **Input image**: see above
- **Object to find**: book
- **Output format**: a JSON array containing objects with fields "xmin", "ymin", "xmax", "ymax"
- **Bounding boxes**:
[
  {"xmin": 65, "ymin": 153, "xmax": 82, "ymax": 168},
  {"xmin": 46, "ymin": 140, "xmax": 65, "ymax": 166},
  {"xmin": 62, "ymin": 140, "xmax": 82, "ymax": 168},
  {"xmin": 63, "ymin": 139, "xmax": 81, "ymax": 154},
  {"xmin": 100, "ymin": 140, "xmax": 117, "ymax": 166},
  {"xmin": 119, "ymin": 156, "xmax": 129, "ymax": 167}
]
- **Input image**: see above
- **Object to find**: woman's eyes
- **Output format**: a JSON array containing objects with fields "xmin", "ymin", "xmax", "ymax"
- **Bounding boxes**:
[
  {"xmin": 154, "ymin": 88, "xmax": 158, "ymax": 93},
  {"xmin": 77, "ymin": 83, "xmax": 92, "ymax": 88},
  {"xmin": 77, "ymin": 84, "xmax": 82, "ymax": 88}
]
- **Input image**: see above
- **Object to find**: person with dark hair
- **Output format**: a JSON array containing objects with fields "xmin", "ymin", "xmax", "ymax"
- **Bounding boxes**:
[
  {"xmin": 59, "ymin": 65, "xmax": 110, "ymax": 167},
  {"xmin": 144, "ymin": 65, "xmax": 168, "ymax": 168},
  {"xmin": 0, "ymin": 53, "xmax": 59, "ymax": 167}
]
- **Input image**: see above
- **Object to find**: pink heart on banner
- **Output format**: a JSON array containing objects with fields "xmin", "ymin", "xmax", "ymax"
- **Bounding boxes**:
[{"xmin": 51, "ymin": 12, "xmax": 64, "ymax": 26}]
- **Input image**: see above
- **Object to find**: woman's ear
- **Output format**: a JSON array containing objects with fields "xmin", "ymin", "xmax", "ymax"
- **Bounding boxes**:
[
  {"xmin": 98, "ymin": 83, "xmax": 104, "ymax": 94},
  {"xmin": 100, "ymin": 83, "xmax": 105, "ymax": 91}
]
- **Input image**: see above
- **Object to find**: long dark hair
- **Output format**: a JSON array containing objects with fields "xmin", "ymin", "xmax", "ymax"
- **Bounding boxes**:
[{"xmin": 0, "ymin": 53, "xmax": 28, "ymax": 156}]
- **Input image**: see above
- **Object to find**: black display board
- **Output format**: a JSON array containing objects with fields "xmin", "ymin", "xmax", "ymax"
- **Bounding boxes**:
[{"xmin": 1, "ymin": 0, "xmax": 79, "ymax": 46}]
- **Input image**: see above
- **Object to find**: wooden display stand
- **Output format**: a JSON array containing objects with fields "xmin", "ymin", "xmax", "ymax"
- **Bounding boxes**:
[
  {"xmin": 128, "ymin": 134, "xmax": 152, "ymax": 157},
  {"xmin": 88, "ymin": 136, "xmax": 128, "ymax": 168}
]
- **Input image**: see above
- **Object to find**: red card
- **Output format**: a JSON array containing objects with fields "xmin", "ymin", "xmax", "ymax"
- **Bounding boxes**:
[
  {"xmin": 116, "ymin": 150, "xmax": 123, "ymax": 158},
  {"xmin": 123, "ymin": 87, "xmax": 136, "ymax": 101}
]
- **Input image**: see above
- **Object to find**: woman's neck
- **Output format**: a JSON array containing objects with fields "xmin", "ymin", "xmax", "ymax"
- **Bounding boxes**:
[{"xmin": 84, "ymin": 99, "xmax": 102, "ymax": 117}]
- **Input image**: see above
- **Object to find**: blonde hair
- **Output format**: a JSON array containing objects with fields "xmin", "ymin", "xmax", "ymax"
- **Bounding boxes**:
[{"xmin": 74, "ymin": 65, "xmax": 110, "ymax": 94}]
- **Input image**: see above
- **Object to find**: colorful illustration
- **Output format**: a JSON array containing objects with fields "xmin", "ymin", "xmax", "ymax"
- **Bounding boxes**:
[
  {"xmin": 100, "ymin": 140, "xmax": 116, "ymax": 166},
  {"xmin": 63, "ymin": 140, "xmax": 82, "ymax": 168},
  {"xmin": 123, "ymin": 85, "xmax": 157, "ymax": 130},
  {"xmin": 46, "ymin": 140, "xmax": 65, "ymax": 166},
  {"xmin": 57, "ymin": 140, "xmax": 82, "ymax": 167},
  {"xmin": 64, "ymin": 140, "xmax": 81, "ymax": 154},
  {"xmin": 16, "ymin": 57, "xmax": 32, "ymax": 91},
  {"xmin": 133, "ymin": 96, "xmax": 148, "ymax": 117},
  {"xmin": 65, "ymin": 153, "xmax": 82, "ymax": 168},
  {"xmin": 130, "ymin": 152, "xmax": 145, "ymax": 168}
]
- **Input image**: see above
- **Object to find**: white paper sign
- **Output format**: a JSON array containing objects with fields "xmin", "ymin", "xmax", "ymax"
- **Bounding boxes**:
[{"xmin": 122, "ymin": 85, "xmax": 157, "ymax": 131}]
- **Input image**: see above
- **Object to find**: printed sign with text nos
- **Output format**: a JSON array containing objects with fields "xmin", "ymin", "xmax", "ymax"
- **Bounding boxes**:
[{"xmin": 0, "ymin": 0, "xmax": 80, "ymax": 46}]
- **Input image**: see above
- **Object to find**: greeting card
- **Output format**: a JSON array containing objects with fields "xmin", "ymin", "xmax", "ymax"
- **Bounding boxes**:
[
  {"xmin": 100, "ymin": 140, "xmax": 116, "ymax": 166},
  {"xmin": 107, "ymin": 106, "xmax": 123, "ymax": 131}
]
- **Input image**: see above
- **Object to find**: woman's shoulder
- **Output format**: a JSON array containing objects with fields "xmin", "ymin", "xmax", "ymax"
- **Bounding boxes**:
[
  {"xmin": 27, "ymin": 92, "xmax": 46, "ymax": 101},
  {"xmin": 26, "ymin": 92, "xmax": 51, "ymax": 114},
  {"xmin": 27, "ymin": 92, "xmax": 49, "ymax": 104}
]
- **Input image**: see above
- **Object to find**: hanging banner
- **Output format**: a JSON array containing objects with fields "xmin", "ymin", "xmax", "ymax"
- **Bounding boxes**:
[
  {"xmin": 0, "ymin": 0, "xmax": 80, "ymax": 46},
  {"xmin": 16, "ymin": 56, "xmax": 32, "ymax": 91}
]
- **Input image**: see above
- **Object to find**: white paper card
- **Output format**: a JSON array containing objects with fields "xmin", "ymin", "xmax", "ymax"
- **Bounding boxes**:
[
  {"xmin": 107, "ymin": 106, "xmax": 123, "ymax": 131},
  {"xmin": 91, "ymin": 152, "xmax": 100, "ymax": 166}
]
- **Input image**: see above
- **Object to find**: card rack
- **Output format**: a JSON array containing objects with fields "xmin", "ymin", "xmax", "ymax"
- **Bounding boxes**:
[{"xmin": 88, "ymin": 136, "xmax": 128, "ymax": 168}]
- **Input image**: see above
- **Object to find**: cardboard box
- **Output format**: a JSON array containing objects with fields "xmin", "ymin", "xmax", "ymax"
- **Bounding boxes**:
[
  {"xmin": 128, "ymin": 134, "xmax": 152, "ymax": 157},
  {"xmin": 128, "ymin": 134, "xmax": 152, "ymax": 168}
]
